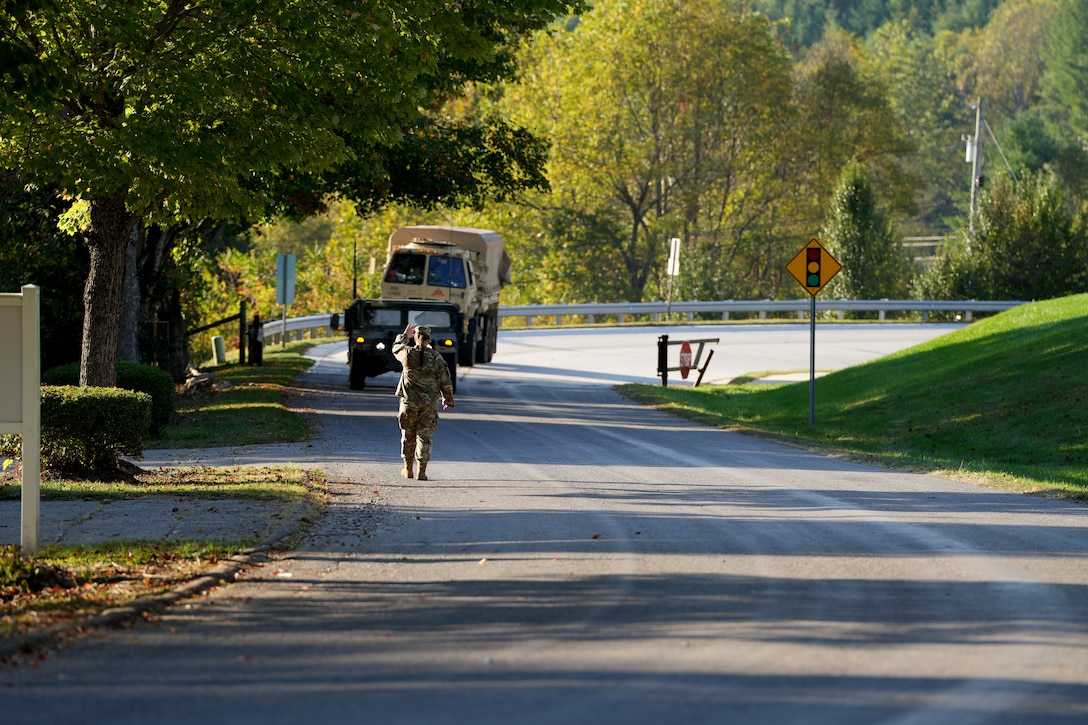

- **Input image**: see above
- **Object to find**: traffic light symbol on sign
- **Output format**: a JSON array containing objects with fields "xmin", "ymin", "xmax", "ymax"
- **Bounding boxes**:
[
  {"xmin": 785, "ymin": 239, "xmax": 841, "ymax": 295},
  {"xmin": 806, "ymin": 247, "xmax": 821, "ymax": 287}
]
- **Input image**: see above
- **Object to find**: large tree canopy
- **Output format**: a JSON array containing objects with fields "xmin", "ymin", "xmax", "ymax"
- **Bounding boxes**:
[
  {"xmin": 0, "ymin": 0, "xmax": 581, "ymax": 384},
  {"xmin": 504, "ymin": 0, "xmax": 796, "ymax": 302}
]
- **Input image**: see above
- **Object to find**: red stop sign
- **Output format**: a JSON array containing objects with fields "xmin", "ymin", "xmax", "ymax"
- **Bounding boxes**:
[{"xmin": 679, "ymin": 340, "xmax": 693, "ymax": 379}]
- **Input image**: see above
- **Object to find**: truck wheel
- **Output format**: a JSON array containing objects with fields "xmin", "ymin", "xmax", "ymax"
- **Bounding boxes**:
[
  {"xmin": 459, "ymin": 338, "xmax": 475, "ymax": 367},
  {"xmin": 475, "ymin": 331, "xmax": 488, "ymax": 363},
  {"xmin": 475, "ymin": 316, "xmax": 495, "ymax": 364},
  {"xmin": 460, "ymin": 317, "xmax": 477, "ymax": 367},
  {"xmin": 486, "ymin": 320, "xmax": 498, "ymax": 362},
  {"xmin": 348, "ymin": 356, "xmax": 367, "ymax": 390}
]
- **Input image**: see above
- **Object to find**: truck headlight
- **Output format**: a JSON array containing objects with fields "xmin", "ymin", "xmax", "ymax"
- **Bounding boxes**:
[{"xmin": 376, "ymin": 341, "xmax": 386, "ymax": 351}]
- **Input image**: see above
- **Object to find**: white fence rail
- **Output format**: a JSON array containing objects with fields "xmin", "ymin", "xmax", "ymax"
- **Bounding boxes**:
[{"xmin": 258, "ymin": 300, "xmax": 1024, "ymax": 344}]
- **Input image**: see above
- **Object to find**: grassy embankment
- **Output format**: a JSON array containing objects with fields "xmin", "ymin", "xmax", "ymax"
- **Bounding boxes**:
[{"xmin": 619, "ymin": 294, "xmax": 1088, "ymax": 500}]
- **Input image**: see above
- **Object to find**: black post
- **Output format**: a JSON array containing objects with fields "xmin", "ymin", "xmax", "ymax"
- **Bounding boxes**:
[
  {"xmin": 694, "ymin": 349, "xmax": 714, "ymax": 388},
  {"xmin": 809, "ymin": 295, "xmax": 816, "ymax": 425},
  {"xmin": 248, "ymin": 312, "xmax": 264, "ymax": 366},
  {"xmin": 239, "ymin": 300, "xmax": 247, "ymax": 365},
  {"xmin": 658, "ymin": 334, "xmax": 669, "ymax": 387}
]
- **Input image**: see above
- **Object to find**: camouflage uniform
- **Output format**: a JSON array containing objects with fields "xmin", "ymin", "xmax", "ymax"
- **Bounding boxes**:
[{"xmin": 393, "ymin": 329, "xmax": 455, "ymax": 474}]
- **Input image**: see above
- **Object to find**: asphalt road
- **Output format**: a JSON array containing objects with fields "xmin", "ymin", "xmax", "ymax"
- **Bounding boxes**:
[{"xmin": 4, "ymin": 324, "xmax": 1088, "ymax": 724}]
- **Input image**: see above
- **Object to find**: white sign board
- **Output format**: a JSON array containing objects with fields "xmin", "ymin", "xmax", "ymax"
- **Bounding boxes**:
[
  {"xmin": 667, "ymin": 237, "xmax": 681, "ymax": 277},
  {"xmin": 276, "ymin": 253, "xmax": 297, "ymax": 305},
  {"xmin": 0, "ymin": 285, "xmax": 41, "ymax": 554}
]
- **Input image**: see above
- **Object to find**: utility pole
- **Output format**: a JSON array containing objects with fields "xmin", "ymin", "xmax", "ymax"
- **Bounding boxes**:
[{"xmin": 968, "ymin": 99, "xmax": 985, "ymax": 232}]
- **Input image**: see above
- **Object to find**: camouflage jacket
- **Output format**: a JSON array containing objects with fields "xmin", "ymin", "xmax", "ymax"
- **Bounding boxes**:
[{"xmin": 392, "ymin": 334, "xmax": 455, "ymax": 410}]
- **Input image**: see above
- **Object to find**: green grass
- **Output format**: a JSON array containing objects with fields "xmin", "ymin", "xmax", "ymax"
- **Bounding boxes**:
[
  {"xmin": 619, "ymin": 294, "xmax": 1088, "ymax": 499},
  {"xmin": 1, "ymin": 538, "xmax": 252, "ymax": 638},
  {"xmin": 36, "ymin": 540, "xmax": 236, "ymax": 567},
  {"xmin": 151, "ymin": 340, "xmax": 315, "ymax": 449},
  {"xmin": 1, "ymin": 464, "xmax": 322, "ymax": 502}
]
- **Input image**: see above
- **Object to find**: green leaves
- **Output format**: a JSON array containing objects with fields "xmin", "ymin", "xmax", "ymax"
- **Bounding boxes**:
[
  {"xmin": 823, "ymin": 159, "xmax": 912, "ymax": 301},
  {"xmin": 505, "ymin": 0, "xmax": 797, "ymax": 301},
  {"xmin": 1, "ymin": 0, "xmax": 587, "ymax": 384},
  {"xmin": 1, "ymin": 0, "xmax": 582, "ymax": 222},
  {"xmin": 916, "ymin": 168, "xmax": 1088, "ymax": 301}
]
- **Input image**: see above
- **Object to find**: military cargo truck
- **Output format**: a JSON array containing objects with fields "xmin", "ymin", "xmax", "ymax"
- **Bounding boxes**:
[
  {"xmin": 337, "ymin": 298, "xmax": 460, "ymax": 392},
  {"xmin": 380, "ymin": 225, "xmax": 510, "ymax": 366}
]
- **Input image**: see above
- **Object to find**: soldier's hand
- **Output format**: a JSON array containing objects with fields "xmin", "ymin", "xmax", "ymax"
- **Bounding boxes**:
[{"xmin": 405, "ymin": 323, "xmax": 416, "ymax": 337}]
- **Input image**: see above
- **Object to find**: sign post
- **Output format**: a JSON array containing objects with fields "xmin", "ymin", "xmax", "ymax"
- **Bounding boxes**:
[
  {"xmin": 785, "ymin": 239, "xmax": 842, "ymax": 425},
  {"xmin": 0, "ymin": 285, "xmax": 41, "ymax": 554}
]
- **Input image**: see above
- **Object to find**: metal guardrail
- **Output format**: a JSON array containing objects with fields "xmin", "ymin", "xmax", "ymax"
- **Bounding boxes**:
[
  {"xmin": 497, "ymin": 299, "xmax": 1025, "ymax": 326},
  {"xmin": 260, "ymin": 313, "xmax": 340, "ymax": 345},
  {"xmin": 258, "ymin": 300, "xmax": 1025, "ymax": 343}
]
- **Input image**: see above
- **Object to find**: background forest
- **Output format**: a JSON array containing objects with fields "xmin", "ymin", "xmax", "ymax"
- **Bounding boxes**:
[{"xmin": 4, "ymin": 0, "xmax": 1088, "ymax": 375}]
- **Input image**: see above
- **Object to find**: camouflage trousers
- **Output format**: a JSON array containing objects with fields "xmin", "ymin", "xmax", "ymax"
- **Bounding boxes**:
[{"xmin": 398, "ymin": 402, "xmax": 440, "ymax": 464}]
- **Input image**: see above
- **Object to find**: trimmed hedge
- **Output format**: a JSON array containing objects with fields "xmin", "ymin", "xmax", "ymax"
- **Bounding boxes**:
[
  {"xmin": 1, "ymin": 386, "xmax": 152, "ymax": 475},
  {"xmin": 43, "ymin": 361, "xmax": 175, "ymax": 434}
]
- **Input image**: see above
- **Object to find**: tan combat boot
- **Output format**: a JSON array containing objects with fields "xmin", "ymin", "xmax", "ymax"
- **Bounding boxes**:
[
  {"xmin": 402, "ymin": 460, "xmax": 414, "ymax": 479},
  {"xmin": 417, "ymin": 462, "xmax": 428, "ymax": 481}
]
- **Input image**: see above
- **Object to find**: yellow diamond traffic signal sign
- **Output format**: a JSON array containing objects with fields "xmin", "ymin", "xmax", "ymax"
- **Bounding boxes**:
[{"xmin": 786, "ymin": 239, "xmax": 841, "ymax": 296}]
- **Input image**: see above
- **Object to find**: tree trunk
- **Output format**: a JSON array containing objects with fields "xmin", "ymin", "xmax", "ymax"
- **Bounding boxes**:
[
  {"xmin": 164, "ymin": 288, "xmax": 190, "ymax": 382},
  {"xmin": 118, "ymin": 220, "xmax": 143, "ymax": 363},
  {"xmin": 80, "ymin": 195, "xmax": 135, "ymax": 387}
]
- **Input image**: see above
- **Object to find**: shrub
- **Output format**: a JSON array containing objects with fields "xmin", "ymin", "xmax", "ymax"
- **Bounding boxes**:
[
  {"xmin": 915, "ymin": 168, "xmax": 1088, "ymax": 301},
  {"xmin": 43, "ymin": 361, "xmax": 176, "ymax": 434},
  {"xmin": 13, "ymin": 386, "xmax": 151, "ymax": 476}
]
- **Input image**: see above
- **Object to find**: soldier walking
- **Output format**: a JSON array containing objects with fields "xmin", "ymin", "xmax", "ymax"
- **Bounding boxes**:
[{"xmin": 392, "ymin": 323, "xmax": 455, "ymax": 480}]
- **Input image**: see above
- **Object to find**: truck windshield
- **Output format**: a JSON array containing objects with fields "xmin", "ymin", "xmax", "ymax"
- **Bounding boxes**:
[
  {"xmin": 426, "ymin": 256, "xmax": 467, "ymax": 289},
  {"xmin": 385, "ymin": 253, "xmax": 425, "ymax": 285},
  {"xmin": 367, "ymin": 309, "xmax": 402, "ymax": 326},
  {"xmin": 409, "ymin": 310, "xmax": 452, "ymax": 328}
]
